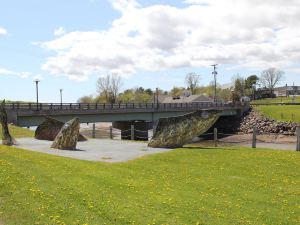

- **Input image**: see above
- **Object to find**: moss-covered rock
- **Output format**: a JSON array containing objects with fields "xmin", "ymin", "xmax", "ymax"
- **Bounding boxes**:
[
  {"xmin": 148, "ymin": 110, "xmax": 219, "ymax": 148},
  {"xmin": 0, "ymin": 100, "xmax": 16, "ymax": 146},
  {"xmin": 51, "ymin": 118, "xmax": 80, "ymax": 150},
  {"xmin": 35, "ymin": 116, "xmax": 87, "ymax": 141}
]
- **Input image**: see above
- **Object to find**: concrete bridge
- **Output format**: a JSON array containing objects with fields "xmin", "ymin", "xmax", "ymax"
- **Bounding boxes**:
[
  {"xmin": 6, "ymin": 102, "xmax": 249, "ymax": 140},
  {"xmin": 6, "ymin": 102, "xmax": 249, "ymax": 126}
]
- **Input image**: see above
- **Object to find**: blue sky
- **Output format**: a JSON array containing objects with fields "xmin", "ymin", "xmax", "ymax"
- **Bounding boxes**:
[{"xmin": 1, "ymin": 0, "xmax": 300, "ymax": 102}]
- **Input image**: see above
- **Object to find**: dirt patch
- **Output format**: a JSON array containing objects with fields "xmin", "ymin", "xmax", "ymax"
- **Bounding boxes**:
[
  {"xmin": 220, "ymin": 134, "xmax": 296, "ymax": 144},
  {"xmin": 190, "ymin": 134, "xmax": 297, "ymax": 150}
]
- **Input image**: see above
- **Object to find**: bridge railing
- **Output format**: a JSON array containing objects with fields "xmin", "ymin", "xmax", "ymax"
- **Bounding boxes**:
[{"xmin": 5, "ymin": 102, "xmax": 245, "ymax": 111}]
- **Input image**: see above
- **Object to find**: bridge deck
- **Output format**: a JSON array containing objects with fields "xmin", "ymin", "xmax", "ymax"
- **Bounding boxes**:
[
  {"xmin": 6, "ymin": 102, "xmax": 249, "ymax": 127},
  {"xmin": 6, "ymin": 102, "xmax": 245, "ymax": 111}
]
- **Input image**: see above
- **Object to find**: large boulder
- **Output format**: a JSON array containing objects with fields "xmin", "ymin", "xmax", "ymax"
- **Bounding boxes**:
[
  {"xmin": 0, "ymin": 100, "xmax": 16, "ymax": 146},
  {"xmin": 148, "ymin": 110, "xmax": 219, "ymax": 148},
  {"xmin": 35, "ymin": 116, "xmax": 87, "ymax": 141},
  {"xmin": 51, "ymin": 118, "xmax": 80, "ymax": 150}
]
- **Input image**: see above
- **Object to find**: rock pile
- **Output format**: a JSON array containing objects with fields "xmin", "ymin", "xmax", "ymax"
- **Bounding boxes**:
[{"xmin": 239, "ymin": 109, "xmax": 299, "ymax": 135}]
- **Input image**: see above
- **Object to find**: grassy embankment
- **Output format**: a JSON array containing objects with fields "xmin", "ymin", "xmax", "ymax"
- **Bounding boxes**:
[
  {"xmin": 251, "ymin": 97, "xmax": 300, "ymax": 122},
  {"xmin": 0, "ymin": 145, "xmax": 299, "ymax": 224},
  {"xmin": 0, "ymin": 124, "xmax": 34, "ymax": 138},
  {"xmin": 254, "ymin": 105, "xmax": 300, "ymax": 123},
  {"xmin": 0, "ymin": 124, "xmax": 299, "ymax": 224},
  {"xmin": 251, "ymin": 96, "xmax": 300, "ymax": 104}
]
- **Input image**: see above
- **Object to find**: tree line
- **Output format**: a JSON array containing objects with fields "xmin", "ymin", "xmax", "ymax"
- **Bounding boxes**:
[{"xmin": 77, "ymin": 67, "xmax": 284, "ymax": 104}]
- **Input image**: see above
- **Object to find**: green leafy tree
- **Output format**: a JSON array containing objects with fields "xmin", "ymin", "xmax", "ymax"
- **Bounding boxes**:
[
  {"xmin": 245, "ymin": 75, "xmax": 259, "ymax": 89},
  {"xmin": 170, "ymin": 86, "xmax": 185, "ymax": 96},
  {"xmin": 233, "ymin": 77, "xmax": 245, "ymax": 101},
  {"xmin": 77, "ymin": 95, "xmax": 94, "ymax": 103},
  {"xmin": 219, "ymin": 89, "xmax": 232, "ymax": 102}
]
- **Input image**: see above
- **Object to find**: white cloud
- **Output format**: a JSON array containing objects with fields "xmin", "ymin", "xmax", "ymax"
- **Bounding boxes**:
[
  {"xmin": 54, "ymin": 26, "xmax": 66, "ymax": 36},
  {"xmin": 109, "ymin": 0, "xmax": 140, "ymax": 13},
  {"xmin": 0, "ymin": 27, "xmax": 8, "ymax": 35},
  {"xmin": 19, "ymin": 72, "xmax": 31, "ymax": 78},
  {"xmin": 0, "ymin": 67, "xmax": 32, "ymax": 78},
  {"xmin": 183, "ymin": 0, "xmax": 209, "ymax": 5},
  {"xmin": 0, "ymin": 68, "xmax": 15, "ymax": 75},
  {"xmin": 40, "ymin": 0, "xmax": 300, "ymax": 81},
  {"xmin": 286, "ymin": 67, "xmax": 300, "ymax": 75},
  {"xmin": 33, "ymin": 74, "xmax": 44, "ymax": 81}
]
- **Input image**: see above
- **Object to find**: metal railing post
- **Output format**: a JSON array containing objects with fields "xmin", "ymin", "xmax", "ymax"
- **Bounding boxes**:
[
  {"xmin": 214, "ymin": 128, "xmax": 218, "ymax": 147},
  {"xmin": 110, "ymin": 126, "xmax": 113, "ymax": 139},
  {"xmin": 296, "ymin": 127, "xmax": 300, "ymax": 151},
  {"xmin": 131, "ymin": 125, "xmax": 134, "ymax": 141},
  {"xmin": 92, "ymin": 123, "xmax": 96, "ymax": 138},
  {"xmin": 252, "ymin": 126, "xmax": 257, "ymax": 148}
]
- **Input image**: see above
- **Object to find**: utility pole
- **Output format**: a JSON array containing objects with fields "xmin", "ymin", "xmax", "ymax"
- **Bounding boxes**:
[{"xmin": 211, "ymin": 64, "xmax": 218, "ymax": 102}]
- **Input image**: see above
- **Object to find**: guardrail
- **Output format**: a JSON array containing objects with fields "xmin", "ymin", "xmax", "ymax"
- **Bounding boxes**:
[
  {"xmin": 251, "ymin": 102, "xmax": 300, "ymax": 106},
  {"xmin": 5, "ymin": 102, "xmax": 247, "ymax": 111}
]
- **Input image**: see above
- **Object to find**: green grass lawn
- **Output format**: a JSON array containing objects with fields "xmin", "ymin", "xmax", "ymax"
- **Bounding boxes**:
[
  {"xmin": 0, "ymin": 124, "xmax": 34, "ymax": 138},
  {"xmin": 251, "ymin": 96, "xmax": 300, "ymax": 104},
  {"xmin": 252, "ymin": 96, "xmax": 300, "ymax": 104},
  {"xmin": 0, "ymin": 146, "xmax": 299, "ymax": 224},
  {"xmin": 254, "ymin": 105, "xmax": 300, "ymax": 122}
]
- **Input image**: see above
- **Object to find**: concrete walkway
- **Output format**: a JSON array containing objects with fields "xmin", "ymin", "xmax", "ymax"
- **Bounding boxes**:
[{"xmin": 15, "ymin": 138, "xmax": 171, "ymax": 162}]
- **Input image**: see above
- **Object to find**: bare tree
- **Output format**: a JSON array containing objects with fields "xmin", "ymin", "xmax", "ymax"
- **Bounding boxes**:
[
  {"xmin": 185, "ymin": 73, "xmax": 200, "ymax": 94},
  {"xmin": 96, "ymin": 73, "xmax": 122, "ymax": 103},
  {"xmin": 97, "ymin": 74, "xmax": 110, "ymax": 102},
  {"xmin": 110, "ymin": 73, "xmax": 122, "ymax": 103},
  {"xmin": 260, "ymin": 68, "xmax": 284, "ymax": 93}
]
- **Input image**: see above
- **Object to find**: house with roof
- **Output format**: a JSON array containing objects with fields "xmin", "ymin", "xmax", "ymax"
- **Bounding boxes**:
[
  {"xmin": 152, "ymin": 93, "xmax": 213, "ymax": 104},
  {"xmin": 273, "ymin": 85, "xmax": 300, "ymax": 97}
]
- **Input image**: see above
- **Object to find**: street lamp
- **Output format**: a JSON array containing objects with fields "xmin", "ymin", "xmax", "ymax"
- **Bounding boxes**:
[
  {"xmin": 34, "ymin": 79, "xmax": 40, "ymax": 110},
  {"xmin": 60, "ymin": 89, "xmax": 63, "ymax": 105},
  {"xmin": 211, "ymin": 64, "xmax": 218, "ymax": 102}
]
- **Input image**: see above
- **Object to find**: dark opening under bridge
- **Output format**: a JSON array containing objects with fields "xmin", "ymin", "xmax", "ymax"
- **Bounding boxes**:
[{"xmin": 6, "ymin": 102, "xmax": 249, "ymax": 127}]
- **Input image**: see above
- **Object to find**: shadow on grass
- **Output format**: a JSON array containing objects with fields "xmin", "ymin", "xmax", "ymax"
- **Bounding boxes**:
[
  {"xmin": 54, "ymin": 148, "xmax": 86, "ymax": 152},
  {"xmin": 182, "ymin": 146, "xmax": 238, "ymax": 151}
]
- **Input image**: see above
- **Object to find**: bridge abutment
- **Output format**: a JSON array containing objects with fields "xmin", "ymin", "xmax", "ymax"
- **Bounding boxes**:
[{"xmin": 6, "ymin": 110, "xmax": 17, "ymax": 125}]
